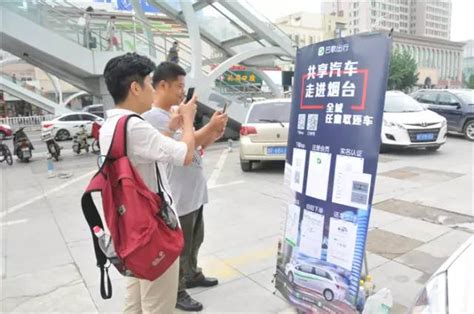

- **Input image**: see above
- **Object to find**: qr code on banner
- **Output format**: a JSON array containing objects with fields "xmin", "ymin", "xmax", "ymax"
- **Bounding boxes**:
[
  {"xmin": 351, "ymin": 181, "xmax": 369, "ymax": 205},
  {"xmin": 297, "ymin": 114, "xmax": 306, "ymax": 130},
  {"xmin": 294, "ymin": 170, "xmax": 301, "ymax": 184},
  {"xmin": 307, "ymin": 114, "xmax": 319, "ymax": 131}
]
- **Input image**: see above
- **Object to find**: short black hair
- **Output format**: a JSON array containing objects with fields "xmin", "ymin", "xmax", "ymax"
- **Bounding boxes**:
[
  {"xmin": 103, "ymin": 53, "xmax": 155, "ymax": 104},
  {"xmin": 152, "ymin": 62, "xmax": 186, "ymax": 88},
  {"xmin": 86, "ymin": 6, "xmax": 94, "ymax": 12}
]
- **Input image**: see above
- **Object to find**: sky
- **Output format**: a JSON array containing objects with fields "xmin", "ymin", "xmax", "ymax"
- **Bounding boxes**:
[{"xmin": 250, "ymin": 0, "xmax": 473, "ymax": 42}]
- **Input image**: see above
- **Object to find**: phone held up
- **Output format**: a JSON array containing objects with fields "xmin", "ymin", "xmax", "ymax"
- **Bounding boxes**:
[{"xmin": 185, "ymin": 87, "xmax": 195, "ymax": 103}]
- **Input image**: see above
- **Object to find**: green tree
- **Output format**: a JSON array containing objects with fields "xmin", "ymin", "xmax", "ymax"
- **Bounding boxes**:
[
  {"xmin": 388, "ymin": 49, "xmax": 419, "ymax": 92},
  {"xmin": 467, "ymin": 74, "xmax": 474, "ymax": 89}
]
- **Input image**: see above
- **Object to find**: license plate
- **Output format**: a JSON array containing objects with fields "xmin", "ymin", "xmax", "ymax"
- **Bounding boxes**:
[
  {"xmin": 416, "ymin": 133, "xmax": 434, "ymax": 141},
  {"xmin": 267, "ymin": 147, "xmax": 287, "ymax": 155}
]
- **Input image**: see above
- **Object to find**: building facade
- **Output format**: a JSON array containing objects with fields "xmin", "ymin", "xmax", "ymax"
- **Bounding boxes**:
[
  {"xmin": 275, "ymin": 12, "xmax": 348, "ymax": 48},
  {"xmin": 392, "ymin": 32, "xmax": 464, "ymax": 88},
  {"xmin": 463, "ymin": 40, "xmax": 474, "ymax": 84},
  {"xmin": 322, "ymin": 0, "xmax": 452, "ymax": 40}
]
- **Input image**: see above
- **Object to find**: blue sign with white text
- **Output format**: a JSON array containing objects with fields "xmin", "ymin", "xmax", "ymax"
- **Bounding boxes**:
[
  {"xmin": 275, "ymin": 33, "xmax": 391, "ymax": 313},
  {"xmin": 116, "ymin": 0, "xmax": 159, "ymax": 13}
]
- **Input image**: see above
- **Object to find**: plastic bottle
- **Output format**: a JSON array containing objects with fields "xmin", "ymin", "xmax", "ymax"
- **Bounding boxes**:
[
  {"xmin": 357, "ymin": 279, "xmax": 366, "ymax": 312},
  {"xmin": 363, "ymin": 288, "xmax": 393, "ymax": 314},
  {"xmin": 93, "ymin": 226, "xmax": 118, "ymax": 260},
  {"xmin": 47, "ymin": 156, "xmax": 55, "ymax": 178},
  {"xmin": 364, "ymin": 275, "xmax": 375, "ymax": 297},
  {"xmin": 93, "ymin": 226, "xmax": 133, "ymax": 276}
]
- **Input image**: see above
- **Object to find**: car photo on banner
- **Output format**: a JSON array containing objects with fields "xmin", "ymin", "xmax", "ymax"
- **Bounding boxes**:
[{"xmin": 285, "ymin": 262, "xmax": 349, "ymax": 302}]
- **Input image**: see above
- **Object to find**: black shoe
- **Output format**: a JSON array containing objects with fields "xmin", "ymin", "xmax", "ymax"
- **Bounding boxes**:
[
  {"xmin": 176, "ymin": 290, "xmax": 203, "ymax": 312},
  {"xmin": 186, "ymin": 276, "xmax": 219, "ymax": 289}
]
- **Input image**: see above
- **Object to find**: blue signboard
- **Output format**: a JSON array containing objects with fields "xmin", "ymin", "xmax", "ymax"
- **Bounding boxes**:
[
  {"xmin": 275, "ymin": 33, "xmax": 391, "ymax": 313},
  {"xmin": 115, "ymin": 0, "xmax": 159, "ymax": 13}
]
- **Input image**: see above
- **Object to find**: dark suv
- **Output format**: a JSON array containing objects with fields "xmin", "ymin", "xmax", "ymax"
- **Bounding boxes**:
[{"xmin": 411, "ymin": 89, "xmax": 474, "ymax": 141}]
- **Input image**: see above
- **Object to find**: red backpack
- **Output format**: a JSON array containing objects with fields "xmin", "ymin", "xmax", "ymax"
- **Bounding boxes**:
[{"xmin": 81, "ymin": 114, "xmax": 184, "ymax": 299}]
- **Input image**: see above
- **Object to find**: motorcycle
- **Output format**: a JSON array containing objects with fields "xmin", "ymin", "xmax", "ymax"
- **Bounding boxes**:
[
  {"xmin": 0, "ymin": 137, "xmax": 13, "ymax": 166},
  {"xmin": 13, "ymin": 127, "xmax": 34, "ymax": 162},
  {"xmin": 72, "ymin": 124, "xmax": 90, "ymax": 154},
  {"xmin": 42, "ymin": 130, "xmax": 61, "ymax": 161}
]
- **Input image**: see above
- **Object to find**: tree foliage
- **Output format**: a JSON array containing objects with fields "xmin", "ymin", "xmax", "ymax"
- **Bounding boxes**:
[
  {"xmin": 388, "ymin": 49, "xmax": 419, "ymax": 92},
  {"xmin": 467, "ymin": 74, "xmax": 474, "ymax": 89}
]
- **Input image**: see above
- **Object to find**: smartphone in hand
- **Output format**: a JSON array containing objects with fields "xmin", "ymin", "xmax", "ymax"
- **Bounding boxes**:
[{"xmin": 185, "ymin": 87, "xmax": 195, "ymax": 103}]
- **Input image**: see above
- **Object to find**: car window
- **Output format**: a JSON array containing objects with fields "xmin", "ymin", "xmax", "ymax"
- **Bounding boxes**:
[
  {"xmin": 418, "ymin": 92, "xmax": 438, "ymax": 104},
  {"xmin": 298, "ymin": 265, "xmax": 313, "ymax": 274},
  {"xmin": 59, "ymin": 114, "xmax": 82, "ymax": 121},
  {"xmin": 438, "ymin": 93, "xmax": 460, "ymax": 106},
  {"xmin": 314, "ymin": 268, "xmax": 327, "ymax": 278},
  {"xmin": 452, "ymin": 91, "xmax": 474, "ymax": 105},
  {"xmin": 247, "ymin": 102, "xmax": 291, "ymax": 123},
  {"xmin": 80, "ymin": 114, "xmax": 98, "ymax": 121},
  {"xmin": 384, "ymin": 94, "xmax": 425, "ymax": 112}
]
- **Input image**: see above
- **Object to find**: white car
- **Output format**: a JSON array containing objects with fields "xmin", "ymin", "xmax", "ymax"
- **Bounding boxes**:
[
  {"xmin": 382, "ymin": 91, "xmax": 447, "ymax": 151},
  {"xmin": 285, "ymin": 263, "xmax": 347, "ymax": 302},
  {"xmin": 41, "ymin": 112, "xmax": 104, "ymax": 141},
  {"xmin": 410, "ymin": 236, "xmax": 472, "ymax": 313},
  {"xmin": 239, "ymin": 99, "xmax": 291, "ymax": 171}
]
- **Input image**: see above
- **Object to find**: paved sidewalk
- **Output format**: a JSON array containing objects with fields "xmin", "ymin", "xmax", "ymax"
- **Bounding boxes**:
[{"xmin": 1, "ymin": 137, "xmax": 472, "ymax": 313}]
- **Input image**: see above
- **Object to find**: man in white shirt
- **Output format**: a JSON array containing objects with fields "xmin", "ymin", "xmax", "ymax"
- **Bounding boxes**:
[
  {"xmin": 100, "ymin": 53, "xmax": 197, "ymax": 314},
  {"xmin": 143, "ymin": 62, "xmax": 228, "ymax": 312}
]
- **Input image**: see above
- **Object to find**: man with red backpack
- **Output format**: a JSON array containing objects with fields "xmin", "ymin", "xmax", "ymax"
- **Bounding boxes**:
[{"xmin": 96, "ymin": 53, "xmax": 197, "ymax": 313}]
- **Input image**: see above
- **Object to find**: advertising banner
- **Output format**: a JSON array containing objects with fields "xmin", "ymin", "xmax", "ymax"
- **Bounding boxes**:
[
  {"xmin": 275, "ymin": 33, "xmax": 391, "ymax": 313},
  {"xmin": 115, "ymin": 0, "xmax": 159, "ymax": 13}
]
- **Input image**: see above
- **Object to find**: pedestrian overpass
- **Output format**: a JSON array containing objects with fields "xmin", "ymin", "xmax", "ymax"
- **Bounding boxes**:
[
  {"xmin": 0, "ymin": 0, "xmax": 296, "ymax": 127},
  {"xmin": 0, "ymin": 73, "xmax": 70, "ymax": 115}
]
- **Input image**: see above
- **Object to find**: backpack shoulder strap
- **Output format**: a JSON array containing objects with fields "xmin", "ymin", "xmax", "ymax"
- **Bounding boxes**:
[
  {"xmin": 108, "ymin": 114, "xmax": 143, "ymax": 160},
  {"xmin": 81, "ymin": 173, "xmax": 112, "ymax": 299}
]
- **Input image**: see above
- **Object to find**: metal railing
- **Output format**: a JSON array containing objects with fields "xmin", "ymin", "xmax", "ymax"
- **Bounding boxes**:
[
  {"xmin": 0, "ymin": 115, "xmax": 55, "ymax": 128},
  {"xmin": 1, "ymin": 0, "xmax": 272, "ymax": 99},
  {"xmin": 0, "ymin": 72, "xmax": 59, "ymax": 104},
  {"xmin": 58, "ymin": 0, "xmax": 267, "ymax": 96}
]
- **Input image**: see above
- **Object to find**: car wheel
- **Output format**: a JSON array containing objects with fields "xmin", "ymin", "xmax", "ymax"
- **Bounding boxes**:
[
  {"xmin": 288, "ymin": 272, "xmax": 294, "ymax": 284},
  {"xmin": 73, "ymin": 144, "xmax": 80, "ymax": 154},
  {"xmin": 56, "ymin": 129, "xmax": 70, "ymax": 141},
  {"xmin": 463, "ymin": 120, "xmax": 474, "ymax": 141},
  {"xmin": 6, "ymin": 154, "xmax": 13, "ymax": 165},
  {"xmin": 240, "ymin": 160, "xmax": 252, "ymax": 172},
  {"xmin": 379, "ymin": 144, "xmax": 389, "ymax": 154},
  {"xmin": 323, "ymin": 289, "xmax": 334, "ymax": 302},
  {"xmin": 426, "ymin": 145, "xmax": 440, "ymax": 151}
]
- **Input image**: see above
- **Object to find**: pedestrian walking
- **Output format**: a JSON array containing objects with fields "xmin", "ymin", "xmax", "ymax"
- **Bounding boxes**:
[{"xmin": 167, "ymin": 41, "xmax": 180, "ymax": 64}]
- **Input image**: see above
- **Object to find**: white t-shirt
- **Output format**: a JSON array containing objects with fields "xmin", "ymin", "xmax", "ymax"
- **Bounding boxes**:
[{"xmin": 99, "ymin": 108, "xmax": 187, "ymax": 215}]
